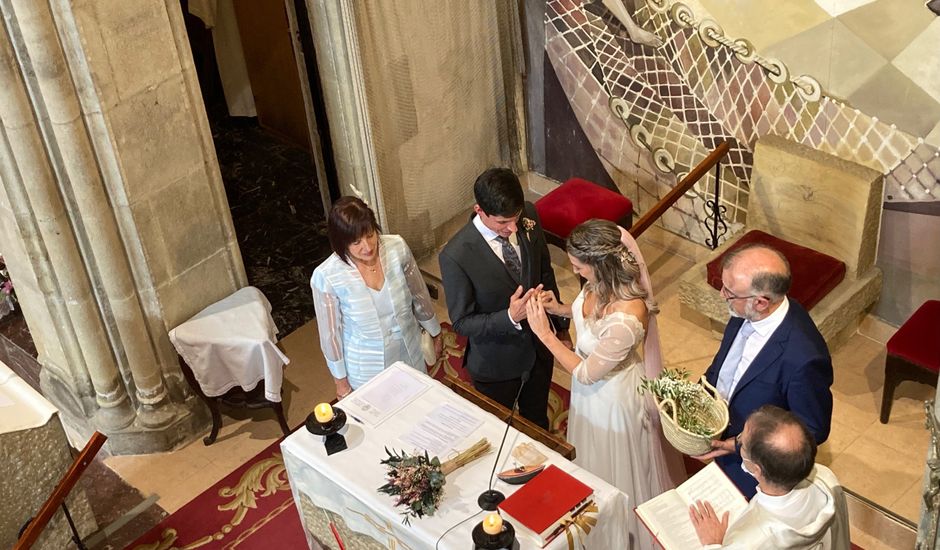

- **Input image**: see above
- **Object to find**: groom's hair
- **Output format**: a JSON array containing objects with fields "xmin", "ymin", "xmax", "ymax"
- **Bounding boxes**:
[{"xmin": 474, "ymin": 168, "xmax": 524, "ymax": 217}]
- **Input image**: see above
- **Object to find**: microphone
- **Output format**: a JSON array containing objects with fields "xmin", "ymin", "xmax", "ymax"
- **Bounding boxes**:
[{"xmin": 478, "ymin": 368, "xmax": 532, "ymax": 511}]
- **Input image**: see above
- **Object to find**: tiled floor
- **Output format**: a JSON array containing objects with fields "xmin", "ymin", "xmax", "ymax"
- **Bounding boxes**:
[{"xmin": 102, "ymin": 223, "xmax": 923, "ymax": 549}]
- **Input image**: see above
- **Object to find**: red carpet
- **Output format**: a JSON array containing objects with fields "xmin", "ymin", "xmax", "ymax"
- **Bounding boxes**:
[{"xmin": 129, "ymin": 437, "xmax": 306, "ymax": 549}]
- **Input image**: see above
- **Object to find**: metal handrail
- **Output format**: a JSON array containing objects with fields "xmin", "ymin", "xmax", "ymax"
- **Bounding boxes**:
[{"xmin": 629, "ymin": 140, "xmax": 730, "ymax": 245}]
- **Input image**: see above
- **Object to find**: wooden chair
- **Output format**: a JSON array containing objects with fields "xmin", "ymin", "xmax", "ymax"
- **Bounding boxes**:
[
  {"xmin": 169, "ymin": 287, "xmax": 292, "ymax": 445},
  {"xmin": 178, "ymin": 355, "xmax": 290, "ymax": 445},
  {"xmin": 880, "ymin": 300, "xmax": 940, "ymax": 424}
]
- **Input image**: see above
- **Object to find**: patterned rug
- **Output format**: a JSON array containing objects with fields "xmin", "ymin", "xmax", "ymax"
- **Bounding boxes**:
[{"xmin": 129, "ymin": 437, "xmax": 304, "ymax": 550}]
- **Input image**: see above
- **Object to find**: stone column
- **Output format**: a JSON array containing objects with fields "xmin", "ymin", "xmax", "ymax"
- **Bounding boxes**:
[
  {"xmin": 306, "ymin": 0, "xmax": 386, "ymax": 224},
  {"xmin": 918, "ymin": 397, "xmax": 940, "ymax": 548},
  {"xmin": 0, "ymin": 0, "xmax": 247, "ymax": 454}
]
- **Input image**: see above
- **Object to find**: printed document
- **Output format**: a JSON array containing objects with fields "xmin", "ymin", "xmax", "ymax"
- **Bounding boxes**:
[{"xmin": 400, "ymin": 403, "xmax": 484, "ymax": 456}]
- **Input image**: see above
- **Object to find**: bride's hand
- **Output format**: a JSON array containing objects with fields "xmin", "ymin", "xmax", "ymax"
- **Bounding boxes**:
[
  {"xmin": 525, "ymin": 298, "xmax": 553, "ymax": 340},
  {"xmin": 538, "ymin": 290, "xmax": 561, "ymax": 315}
]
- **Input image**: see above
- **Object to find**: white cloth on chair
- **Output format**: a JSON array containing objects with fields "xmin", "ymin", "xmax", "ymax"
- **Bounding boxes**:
[{"xmin": 169, "ymin": 286, "xmax": 289, "ymax": 402}]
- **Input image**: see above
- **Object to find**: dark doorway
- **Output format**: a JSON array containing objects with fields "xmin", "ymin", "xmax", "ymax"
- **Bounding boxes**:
[{"xmin": 182, "ymin": 0, "xmax": 336, "ymax": 335}]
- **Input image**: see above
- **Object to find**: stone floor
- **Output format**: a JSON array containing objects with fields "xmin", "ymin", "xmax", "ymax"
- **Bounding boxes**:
[
  {"xmin": 210, "ymin": 109, "xmax": 329, "ymax": 336},
  {"xmin": 91, "ymin": 222, "xmax": 925, "ymax": 549}
]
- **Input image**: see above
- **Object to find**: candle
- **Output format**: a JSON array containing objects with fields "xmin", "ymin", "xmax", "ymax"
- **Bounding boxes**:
[
  {"xmin": 482, "ymin": 513, "xmax": 502, "ymax": 535},
  {"xmin": 314, "ymin": 403, "xmax": 334, "ymax": 424}
]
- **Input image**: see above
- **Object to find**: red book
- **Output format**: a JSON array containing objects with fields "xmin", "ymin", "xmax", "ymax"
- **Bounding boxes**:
[{"xmin": 497, "ymin": 464, "xmax": 595, "ymax": 547}]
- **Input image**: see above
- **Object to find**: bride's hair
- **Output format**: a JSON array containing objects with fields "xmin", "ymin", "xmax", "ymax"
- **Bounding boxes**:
[{"xmin": 566, "ymin": 219, "xmax": 659, "ymax": 318}]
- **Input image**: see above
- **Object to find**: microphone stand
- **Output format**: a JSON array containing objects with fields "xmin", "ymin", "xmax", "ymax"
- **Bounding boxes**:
[{"xmin": 478, "ymin": 369, "xmax": 531, "ymax": 511}]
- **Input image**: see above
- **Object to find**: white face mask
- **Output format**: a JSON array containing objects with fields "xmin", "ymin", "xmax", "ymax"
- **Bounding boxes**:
[{"xmin": 741, "ymin": 459, "xmax": 755, "ymax": 478}]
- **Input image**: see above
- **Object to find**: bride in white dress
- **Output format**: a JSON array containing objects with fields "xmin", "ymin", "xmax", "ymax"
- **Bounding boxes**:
[{"xmin": 526, "ymin": 219, "xmax": 685, "ymax": 550}]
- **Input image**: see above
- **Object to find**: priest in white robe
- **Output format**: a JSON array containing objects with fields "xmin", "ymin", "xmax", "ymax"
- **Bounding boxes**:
[{"xmin": 688, "ymin": 405, "xmax": 850, "ymax": 550}]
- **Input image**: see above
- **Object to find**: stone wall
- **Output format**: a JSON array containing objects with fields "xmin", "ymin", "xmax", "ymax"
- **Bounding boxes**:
[
  {"xmin": 0, "ymin": 0, "xmax": 246, "ymax": 453},
  {"xmin": 540, "ymin": 0, "xmax": 940, "ymax": 325}
]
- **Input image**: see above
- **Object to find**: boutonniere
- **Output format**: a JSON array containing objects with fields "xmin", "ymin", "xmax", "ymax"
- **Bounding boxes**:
[{"xmin": 521, "ymin": 217, "xmax": 536, "ymax": 232}]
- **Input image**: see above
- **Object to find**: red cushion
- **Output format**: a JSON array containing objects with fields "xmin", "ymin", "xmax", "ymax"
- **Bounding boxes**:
[
  {"xmin": 887, "ymin": 300, "xmax": 940, "ymax": 371},
  {"xmin": 535, "ymin": 178, "xmax": 633, "ymax": 239},
  {"xmin": 706, "ymin": 230, "xmax": 846, "ymax": 312}
]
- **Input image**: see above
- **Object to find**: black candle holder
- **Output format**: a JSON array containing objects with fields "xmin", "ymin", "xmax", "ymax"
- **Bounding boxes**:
[
  {"xmin": 471, "ymin": 520, "xmax": 516, "ymax": 550},
  {"xmin": 305, "ymin": 408, "xmax": 348, "ymax": 455}
]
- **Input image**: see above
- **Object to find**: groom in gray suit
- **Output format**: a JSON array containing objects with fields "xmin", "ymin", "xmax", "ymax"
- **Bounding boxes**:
[{"xmin": 439, "ymin": 168, "xmax": 569, "ymax": 429}]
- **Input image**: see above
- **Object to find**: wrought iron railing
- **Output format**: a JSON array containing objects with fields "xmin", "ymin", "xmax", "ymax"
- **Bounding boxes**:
[{"xmin": 629, "ymin": 140, "xmax": 729, "ymax": 247}]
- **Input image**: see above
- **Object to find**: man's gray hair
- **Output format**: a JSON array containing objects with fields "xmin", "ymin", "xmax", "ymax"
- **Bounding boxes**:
[{"xmin": 721, "ymin": 243, "xmax": 791, "ymax": 301}]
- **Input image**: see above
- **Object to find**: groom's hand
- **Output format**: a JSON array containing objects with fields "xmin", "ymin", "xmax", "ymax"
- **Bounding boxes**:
[{"xmin": 509, "ymin": 284, "xmax": 542, "ymax": 322}]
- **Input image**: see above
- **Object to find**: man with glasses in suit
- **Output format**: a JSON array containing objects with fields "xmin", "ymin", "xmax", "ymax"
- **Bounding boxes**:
[{"xmin": 695, "ymin": 244, "xmax": 833, "ymax": 499}]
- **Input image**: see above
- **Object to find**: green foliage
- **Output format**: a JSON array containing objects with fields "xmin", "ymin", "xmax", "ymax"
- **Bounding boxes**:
[
  {"xmin": 639, "ymin": 368, "xmax": 715, "ymax": 437},
  {"xmin": 377, "ymin": 447, "xmax": 446, "ymax": 525}
]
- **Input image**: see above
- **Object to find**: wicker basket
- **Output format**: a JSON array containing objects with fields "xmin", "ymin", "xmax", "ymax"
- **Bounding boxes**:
[{"xmin": 655, "ymin": 377, "xmax": 729, "ymax": 456}]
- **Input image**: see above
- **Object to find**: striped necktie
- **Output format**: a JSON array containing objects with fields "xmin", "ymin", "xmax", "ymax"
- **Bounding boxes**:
[{"xmin": 496, "ymin": 235, "xmax": 522, "ymax": 281}]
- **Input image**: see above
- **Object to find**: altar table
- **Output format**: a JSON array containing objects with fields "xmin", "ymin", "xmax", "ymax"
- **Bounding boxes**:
[{"xmin": 281, "ymin": 362, "xmax": 631, "ymax": 549}]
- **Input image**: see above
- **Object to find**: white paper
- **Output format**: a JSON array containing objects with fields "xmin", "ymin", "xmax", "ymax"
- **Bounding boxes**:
[
  {"xmin": 676, "ymin": 462, "xmax": 748, "ymax": 523},
  {"xmin": 637, "ymin": 492, "xmax": 702, "ymax": 549},
  {"xmin": 399, "ymin": 403, "xmax": 484, "ymax": 456},
  {"xmin": 636, "ymin": 462, "xmax": 748, "ymax": 550},
  {"xmin": 0, "ymin": 391, "xmax": 14, "ymax": 408},
  {"xmin": 345, "ymin": 367, "xmax": 429, "ymax": 425}
]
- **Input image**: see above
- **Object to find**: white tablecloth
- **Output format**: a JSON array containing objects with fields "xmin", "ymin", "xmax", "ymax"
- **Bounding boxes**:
[
  {"xmin": 169, "ymin": 286, "xmax": 288, "ymax": 402},
  {"xmin": 0, "ymin": 360, "xmax": 57, "ymax": 434},
  {"xmin": 281, "ymin": 363, "xmax": 631, "ymax": 549}
]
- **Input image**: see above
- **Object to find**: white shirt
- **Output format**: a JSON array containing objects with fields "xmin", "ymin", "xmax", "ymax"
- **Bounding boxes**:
[
  {"xmin": 706, "ymin": 465, "xmax": 850, "ymax": 550},
  {"xmin": 473, "ymin": 214, "xmax": 521, "ymax": 264},
  {"xmin": 473, "ymin": 215, "xmax": 523, "ymax": 330},
  {"xmin": 728, "ymin": 296, "xmax": 789, "ymax": 396}
]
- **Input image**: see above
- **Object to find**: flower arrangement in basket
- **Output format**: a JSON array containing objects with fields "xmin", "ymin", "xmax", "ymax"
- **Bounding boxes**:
[
  {"xmin": 639, "ymin": 368, "xmax": 728, "ymax": 456},
  {"xmin": 378, "ymin": 438, "xmax": 490, "ymax": 525}
]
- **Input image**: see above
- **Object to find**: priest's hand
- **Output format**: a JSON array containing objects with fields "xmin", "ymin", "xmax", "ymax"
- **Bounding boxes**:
[
  {"xmin": 525, "ymin": 297, "xmax": 553, "ymax": 341},
  {"xmin": 691, "ymin": 437, "xmax": 735, "ymax": 462},
  {"xmin": 688, "ymin": 500, "xmax": 728, "ymax": 545}
]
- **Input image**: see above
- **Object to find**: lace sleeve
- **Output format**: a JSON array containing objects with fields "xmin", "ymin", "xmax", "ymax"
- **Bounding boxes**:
[
  {"xmin": 573, "ymin": 313, "xmax": 644, "ymax": 385},
  {"xmin": 311, "ymin": 275, "xmax": 346, "ymax": 379},
  {"xmin": 401, "ymin": 241, "xmax": 441, "ymax": 336}
]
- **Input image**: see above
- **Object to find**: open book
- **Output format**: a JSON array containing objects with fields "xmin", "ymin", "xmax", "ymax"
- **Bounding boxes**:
[{"xmin": 635, "ymin": 462, "xmax": 748, "ymax": 550}]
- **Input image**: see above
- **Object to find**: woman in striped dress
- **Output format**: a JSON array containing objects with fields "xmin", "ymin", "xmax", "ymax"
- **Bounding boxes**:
[{"xmin": 311, "ymin": 197, "xmax": 442, "ymax": 400}]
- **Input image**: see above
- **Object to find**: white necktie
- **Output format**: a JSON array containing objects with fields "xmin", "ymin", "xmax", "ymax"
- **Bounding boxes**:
[{"xmin": 717, "ymin": 322, "xmax": 755, "ymax": 400}]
